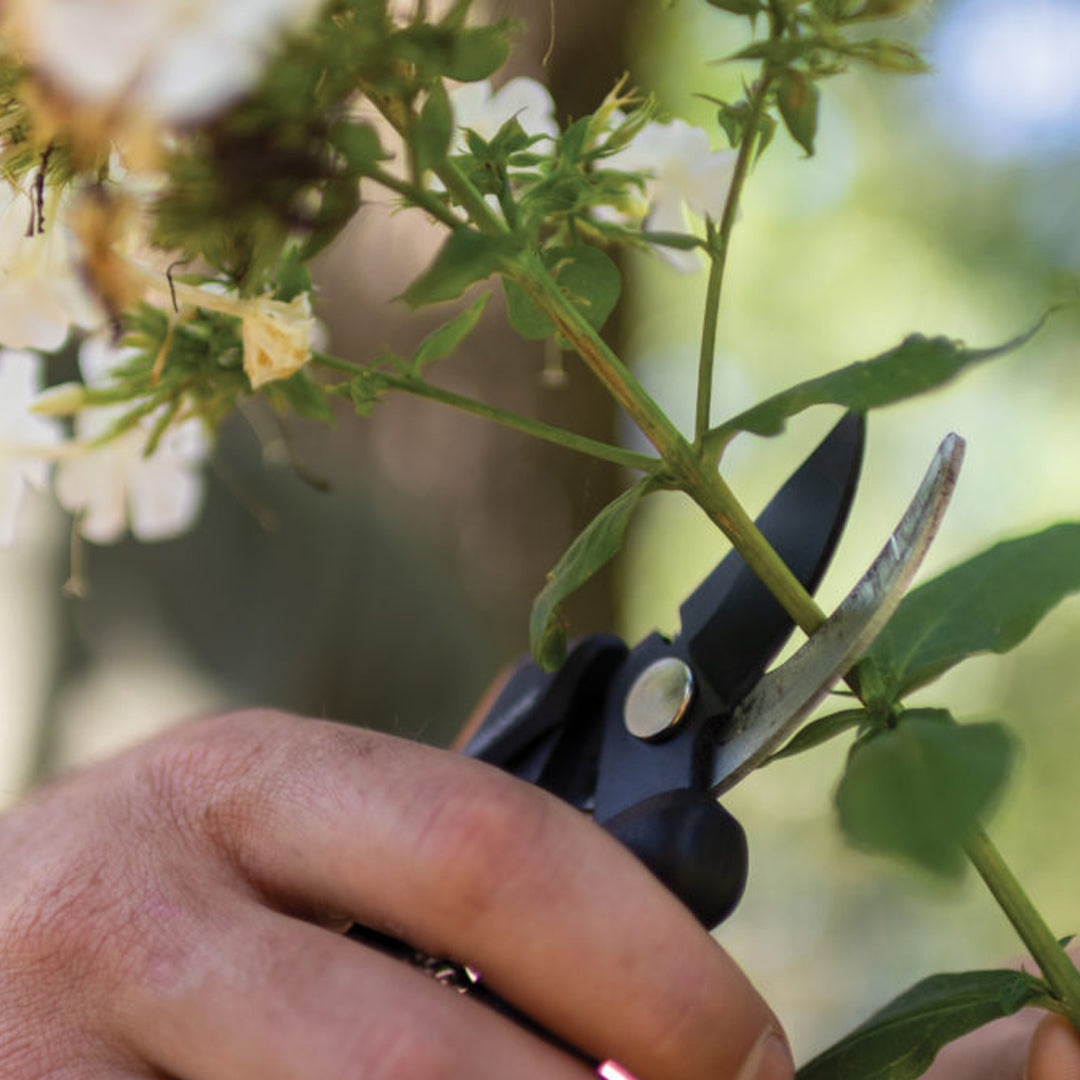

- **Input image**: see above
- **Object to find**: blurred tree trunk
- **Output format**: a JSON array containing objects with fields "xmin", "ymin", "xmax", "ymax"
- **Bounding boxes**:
[{"xmin": 312, "ymin": 0, "xmax": 646, "ymax": 683}]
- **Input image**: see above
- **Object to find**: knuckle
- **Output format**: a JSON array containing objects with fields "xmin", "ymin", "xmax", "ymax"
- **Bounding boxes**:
[
  {"xmin": 642, "ymin": 947, "xmax": 722, "ymax": 1064},
  {"xmin": 138, "ymin": 711, "xmax": 389, "ymax": 884},
  {"xmin": 135, "ymin": 709, "xmax": 311, "ymax": 856},
  {"xmin": 410, "ymin": 769, "xmax": 556, "ymax": 929},
  {"xmin": 643, "ymin": 944, "xmax": 764, "ymax": 1075}
]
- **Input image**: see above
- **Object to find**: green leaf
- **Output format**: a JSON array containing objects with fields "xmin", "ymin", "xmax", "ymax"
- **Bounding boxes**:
[
  {"xmin": 848, "ymin": 0, "xmax": 923, "ymax": 18},
  {"xmin": 704, "ymin": 320, "xmax": 1046, "ymax": 453},
  {"xmin": 777, "ymin": 70, "xmax": 820, "ymax": 156},
  {"xmin": 864, "ymin": 524, "xmax": 1080, "ymax": 701},
  {"xmin": 842, "ymin": 37, "xmax": 931, "ymax": 73},
  {"xmin": 414, "ymin": 81, "xmax": 452, "ymax": 175},
  {"xmin": 349, "ymin": 369, "xmax": 394, "ymax": 417},
  {"xmin": 504, "ymin": 245, "xmax": 622, "ymax": 341},
  {"xmin": 401, "ymin": 228, "xmax": 518, "ymax": 307},
  {"xmin": 768, "ymin": 708, "xmax": 870, "ymax": 762},
  {"xmin": 267, "ymin": 370, "xmax": 335, "ymax": 424},
  {"xmin": 713, "ymin": 99, "xmax": 751, "ymax": 147},
  {"xmin": 274, "ymin": 246, "xmax": 312, "ymax": 302},
  {"xmin": 728, "ymin": 38, "xmax": 823, "ymax": 65},
  {"xmin": 443, "ymin": 24, "xmax": 513, "ymax": 82},
  {"xmin": 411, "ymin": 292, "xmax": 490, "ymax": 373},
  {"xmin": 705, "ymin": 0, "xmax": 762, "ymax": 13},
  {"xmin": 798, "ymin": 968, "xmax": 1054, "ymax": 1080},
  {"xmin": 300, "ymin": 175, "xmax": 361, "ymax": 260},
  {"xmin": 329, "ymin": 121, "xmax": 386, "ymax": 172},
  {"xmin": 530, "ymin": 480, "xmax": 653, "ymax": 670},
  {"xmin": 836, "ymin": 711, "xmax": 1017, "ymax": 876},
  {"xmin": 437, "ymin": 0, "xmax": 472, "ymax": 31}
]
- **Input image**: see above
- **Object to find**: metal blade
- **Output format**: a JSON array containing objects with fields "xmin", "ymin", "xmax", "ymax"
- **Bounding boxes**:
[
  {"xmin": 708, "ymin": 433, "xmax": 965, "ymax": 796},
  {"xmin": 676, "ymin": 412, "xmax": 865, "ymax": 704}
]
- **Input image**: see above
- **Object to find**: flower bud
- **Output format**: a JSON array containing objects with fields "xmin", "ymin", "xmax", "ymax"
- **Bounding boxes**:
[{"xmin": 30, "ymin": 381, "xmax": 88, "ymax": 416}]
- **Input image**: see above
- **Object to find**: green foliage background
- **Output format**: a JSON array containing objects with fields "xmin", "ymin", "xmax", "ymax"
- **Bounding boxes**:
[{"xmin": 617, "ymin": 0, "xmax": 1080, "ymax": 1058}]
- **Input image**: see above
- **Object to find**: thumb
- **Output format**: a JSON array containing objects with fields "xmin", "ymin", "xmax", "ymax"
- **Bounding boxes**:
[{"xmin": 1027, "ymin": 1015, "xmax": 1080, "ymax": 1080}]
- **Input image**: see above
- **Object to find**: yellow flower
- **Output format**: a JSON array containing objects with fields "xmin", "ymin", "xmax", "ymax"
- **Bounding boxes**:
[{"xmin": 241, "ymin": 293, "xmax": 316, "ymax": 389}]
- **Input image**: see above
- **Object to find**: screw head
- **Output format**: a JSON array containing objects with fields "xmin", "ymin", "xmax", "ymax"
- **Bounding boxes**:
[{"xmin": 624, "ymin": 657, "xmax": 695, "ymax": 741}]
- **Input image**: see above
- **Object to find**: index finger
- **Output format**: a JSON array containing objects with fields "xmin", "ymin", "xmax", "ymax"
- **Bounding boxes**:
[{"xmin": 152, "ymin": 711, "xmax": 792, "ymax": 1080}]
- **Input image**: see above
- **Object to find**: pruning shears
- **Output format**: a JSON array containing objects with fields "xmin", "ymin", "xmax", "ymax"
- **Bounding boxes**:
[{"xmin": 349, "ymin": 412, "xmax": 964, "ymax": 1067}]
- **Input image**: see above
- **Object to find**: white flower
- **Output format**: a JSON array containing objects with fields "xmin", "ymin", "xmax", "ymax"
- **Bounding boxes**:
[
  {"xmin": 0, "ymin": 182, "xmax": 102, "ymax": 351},
  {"xmin": 449, "ymin": 76, "xmax": 559, "ymax": 148},
  {"xmin": 0, "ymin": 350, "xmax": 64, "ymax": 544},
  {"xmin": 6, "ymin": 0, "xmax": 326, "ymax": 129},
  {"xmin": 241, "ymin": 293, "xmax": 317, "ymax": 389},
  {"xmin": 55, "ymin": 337, "xmax": 211, "ymax": 544},
  {"xmin": 603, "ymin": 119, "xmax": 738, "ymax": 272}
]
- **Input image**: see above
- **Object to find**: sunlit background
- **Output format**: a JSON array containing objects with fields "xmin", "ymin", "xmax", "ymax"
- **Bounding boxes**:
[{"xmin": 2, "ymin": 0, "xmax": 1079, "ymax": 1066}]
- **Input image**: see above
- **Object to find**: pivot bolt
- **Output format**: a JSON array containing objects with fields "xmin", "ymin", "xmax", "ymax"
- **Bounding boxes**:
[{"xmin": 624, "ymin": 658, "xmax": 695, "ymax": 741}]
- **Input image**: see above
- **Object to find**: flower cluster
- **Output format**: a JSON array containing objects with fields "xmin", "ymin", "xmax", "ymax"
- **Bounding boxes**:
[
  {"xmin": 0, "ymin": 0, "xmax": 333, "ymax": 545},
  {"xmin": 3, "ymin": 0, "xmax": 326, "ymax": 162},
  {"xmin": 0, "ymin": 0, "xmax": 738, "ymax": 553},
  {"xmin": 448, "ymin": 76, "xmax": 736, "ymax": 270},
  {"xmin": 0, "ymin": 338, "xmax": 212, "ymax": 545}
]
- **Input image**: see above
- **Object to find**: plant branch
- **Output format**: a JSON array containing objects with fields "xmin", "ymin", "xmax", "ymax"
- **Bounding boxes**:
[
  {"xmin": 385, "ymin": 374, "xmax": 661, "ymax": 471},
  {"xmin": 366, "ymin": 166, "xmax": 464, "ymax": 229},
  {"xmin": 505, "ymin": 251, "xmax": 838, "ymax": 632},
  {"xmin": 506, "ymin": 252, "xmax": 690, "ymax": 456},
  {"xmin": 434, "ymin": 153, "xmax": 507, "ymax": 235},
  {"xmin": 965, "ymin": 829, "xmax": 1080, "ymax": 1028},
  {"xmin": 682, "ymin": 463, "xmax": 828, "ymax": 635},
  {"xmin": 694, "ymin": 69, "xmax": 778, "ymax": 444},
  {"xmin": 315, "ymin": 354, "xmax": 660, "ymax": 472},
  {"xmin": 358, "ymin": 81, "xmax": 506, "ymax": 235}
]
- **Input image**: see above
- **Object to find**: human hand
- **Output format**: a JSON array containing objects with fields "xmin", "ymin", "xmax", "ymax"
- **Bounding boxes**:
[{"xmin": 0, "ymin": 709, "xmax": 793, "ymax": 1080}]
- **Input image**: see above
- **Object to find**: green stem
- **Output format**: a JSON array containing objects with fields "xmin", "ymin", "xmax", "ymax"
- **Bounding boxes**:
[
  {"xmin": 683, "ymin": 465, "xmax": 828, "ymax": 635},
  {"xmin": 360, "ymin": 84, "xmax": 506, "ymax": 236},
  {"xmin": 389, "ymin": 376, "xmax": 660, "ymax": 472},
  {"xmin": 434, "ymin": 154, "xmax": 507, "ymax": 235},
  {"xmin": 367, "ymin": 166, "xmax": 464, "ymax": 230},
  {"xmin": 694, "ymin": 72, "xmax": 778, "ymax": 444},
  {"xmin": 316, "ymin": 354, "xmax": 659, "ymax": 472},
  {"xmin": 508, "ymin": 253, "xmax": 690, "ymax": 458},
  {"xmin": 966, "ymin": 829, "xmax": 1080, "ymax": 1028},
  {"xmin": 695, "ymin": 226, "xmax": 724, "ymax": 444},
  {"xmin": 508, "ymin": 252, "xmax": 837, "ymax": 635}
]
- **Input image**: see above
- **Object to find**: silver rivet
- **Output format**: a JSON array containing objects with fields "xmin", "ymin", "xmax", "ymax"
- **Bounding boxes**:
[{"xmin": 624, "ymin": 658, "xmax": 695, "ymax": 741}]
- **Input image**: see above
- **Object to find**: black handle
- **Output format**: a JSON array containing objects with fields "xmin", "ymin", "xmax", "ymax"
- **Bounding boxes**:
[
  {"xmin": 345, "ymin": 923, "xmax": 600, "ymax": 1068},
  {"xmin": 601, "ymin": 789, "xmax": 748, "ymax": 930}
]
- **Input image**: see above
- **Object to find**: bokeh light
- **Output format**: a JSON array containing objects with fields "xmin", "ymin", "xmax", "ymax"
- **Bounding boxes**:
[{"xmin": 932, "ymin": 0, "xmax": 1080, "ymax": 159}]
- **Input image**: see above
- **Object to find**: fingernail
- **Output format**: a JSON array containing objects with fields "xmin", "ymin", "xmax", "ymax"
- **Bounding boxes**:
[{"xmin": 737, "ymin": 1029, "xmax": 795, "ymax": 1080}]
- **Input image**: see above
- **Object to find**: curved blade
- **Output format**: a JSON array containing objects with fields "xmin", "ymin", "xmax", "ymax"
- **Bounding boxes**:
[{"xmin": 709, "ymin": 433, "xmax": 965, "ymax": 797}]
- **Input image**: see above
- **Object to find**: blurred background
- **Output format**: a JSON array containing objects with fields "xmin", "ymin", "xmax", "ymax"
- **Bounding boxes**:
[{"xmin": 2, "ymin": 0, "xmax": 1079, "ymax": 1065}]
